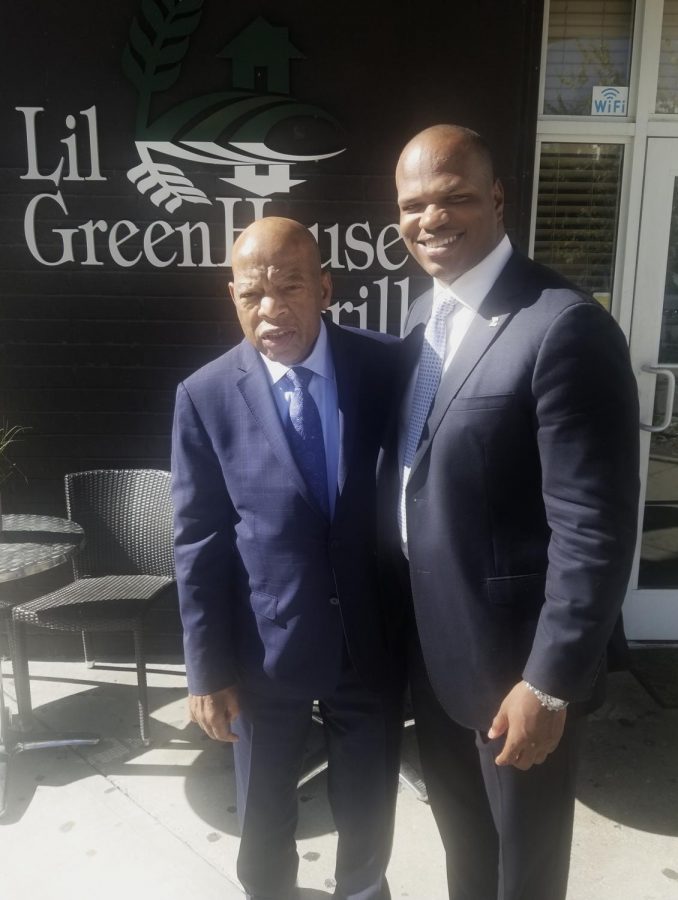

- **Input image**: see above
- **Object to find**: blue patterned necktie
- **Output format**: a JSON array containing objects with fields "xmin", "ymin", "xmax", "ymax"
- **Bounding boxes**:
[
  {"xmin": 284, "ymin": 366, "xmax": 330, "ymax": 517},
  {"xmin": 399, "ymin": 294, "xmax": 457, "ymax": 538}
]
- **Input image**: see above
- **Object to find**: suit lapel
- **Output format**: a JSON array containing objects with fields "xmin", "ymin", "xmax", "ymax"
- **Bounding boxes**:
[
  {"xmin": 410, "ymin": 308, "xmax": 511, "ymax": 474},
  {"xmin": 235, "ymin": 341, "xmax": 319, "ymax": 510},
  {"xmin": 326, "ymin": 319, "xmax": 358, "ymax": 497},
  {"xmin": 408, "ymin": 256, "xmax": 529, "ymax": 478}
]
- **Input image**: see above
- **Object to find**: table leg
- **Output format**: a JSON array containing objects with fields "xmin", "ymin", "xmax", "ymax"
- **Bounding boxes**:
[
  {"xmin": 9, "ymin": 618, "xmax": 34, "ymax": 727},
  {"xmin": 0, "ymin": 747, "xmax": 8, "ymax": 818},
  {"xmin": 0, "ymin": 651, "xmax": 100, "ymax": 818},
  {"xmin": 0, "ymin": 661, "xmax": 11, "ymax": 817},
  {"xmin": 0, "ymin": 656, "xmax": 11, "ymax": 749}
]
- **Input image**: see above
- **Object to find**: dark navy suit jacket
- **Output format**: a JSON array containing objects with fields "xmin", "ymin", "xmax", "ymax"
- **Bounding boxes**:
[
  {"xmin": 380, "ymin": 250, "xmax": 640, "ymax": 731},
  {"xmin": 172, "ymin": 317, "xmax": 401, "ymax": 701}
]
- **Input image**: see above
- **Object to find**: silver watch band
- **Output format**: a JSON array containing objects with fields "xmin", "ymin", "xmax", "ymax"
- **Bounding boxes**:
[{"xmin": 523, "ymin": 681, "xmax": 569, "ymax": 711}]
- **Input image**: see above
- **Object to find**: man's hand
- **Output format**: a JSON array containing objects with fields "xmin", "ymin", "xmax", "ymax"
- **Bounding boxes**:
[
  {"xmin": 488, "ymin": 682, "xmax": 566, "ymax": 770},
  {"xmin": 188, "ymin": 685, "xmax": 241, "ymax": 742}
]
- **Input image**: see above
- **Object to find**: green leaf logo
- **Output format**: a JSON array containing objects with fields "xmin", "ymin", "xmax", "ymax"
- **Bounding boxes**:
[
  {"xmin": 123, "ymin": 0, "xmax": 204, "ymax": 133},
  {"xmin": 122, "ymin": 5, "xmax": 345, "ymax": 208}
]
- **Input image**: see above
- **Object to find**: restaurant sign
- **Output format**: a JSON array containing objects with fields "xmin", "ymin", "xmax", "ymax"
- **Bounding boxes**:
[{"xmin": 15, "ymin": 2, "xmax": 410, "ymax": 331}]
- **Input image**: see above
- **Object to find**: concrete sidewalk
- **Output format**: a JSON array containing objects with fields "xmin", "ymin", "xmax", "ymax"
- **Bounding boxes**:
[{"xmin": 0, "ymin": 658, "xmax": 676, "ymax": 900}]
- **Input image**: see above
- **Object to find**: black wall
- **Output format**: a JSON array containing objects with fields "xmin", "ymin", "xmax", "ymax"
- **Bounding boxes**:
[{"xmin": 1, "ymin": 0, "xmax": 543, "ymax": 516}]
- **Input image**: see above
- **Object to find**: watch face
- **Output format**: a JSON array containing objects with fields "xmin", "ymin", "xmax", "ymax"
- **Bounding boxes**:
[
  {"xmin": 524, "ymin": 681, "xmax": 567, "ymax": 711},
  {"xmin": 541, "ymin": 695, "xmax": 568, "ymax": 711}
]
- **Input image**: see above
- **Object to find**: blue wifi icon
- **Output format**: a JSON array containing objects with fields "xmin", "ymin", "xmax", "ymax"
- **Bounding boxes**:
[{"xmin": 593, "ymin": 86, "xmax": 627, "ymax": 114}]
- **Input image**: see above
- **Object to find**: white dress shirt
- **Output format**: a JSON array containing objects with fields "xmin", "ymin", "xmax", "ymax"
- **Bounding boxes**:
[
  {"xmin": 399, "ymin": 235, "xmax": 513, "ymax": 548},
  {"xmin": 260, "ymin": 320, "xmax": 340, "ymax": 518},
  {"xmin": 436, "ymin": 234, "xmax": 513, "ymax": 373}
]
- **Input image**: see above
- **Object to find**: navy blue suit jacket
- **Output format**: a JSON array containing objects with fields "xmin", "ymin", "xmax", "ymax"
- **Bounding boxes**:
[
  {"xmin": 172, "ymin": 317, "xmax": 401, "ymax": 700},
  {"xmin": 380, "ymin": 251, "xmax": 640, "ymax": 730}
]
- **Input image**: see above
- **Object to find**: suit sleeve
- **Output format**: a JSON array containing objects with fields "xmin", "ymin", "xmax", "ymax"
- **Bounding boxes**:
[
  {"xmin": 522, "ymin": 301, "xmax": 640, "ymax": 701},
  {"xmin": 171, "ymin": 381, "xmax": 238, "ymax": 695}
]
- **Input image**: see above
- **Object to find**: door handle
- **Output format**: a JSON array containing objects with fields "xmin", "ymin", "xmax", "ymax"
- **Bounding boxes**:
[{"xmin": 640, "ymin": 365, "xmax": 676, "ymax": 432}]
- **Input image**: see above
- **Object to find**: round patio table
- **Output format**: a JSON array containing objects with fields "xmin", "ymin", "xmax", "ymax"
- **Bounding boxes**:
[
  {"xmin": 0, "ymin": 513, "xmax": 99, "ymax": 817},
  {"xmin": 0, "ymin": 514, "xmax": 84, "ymax": 583}
]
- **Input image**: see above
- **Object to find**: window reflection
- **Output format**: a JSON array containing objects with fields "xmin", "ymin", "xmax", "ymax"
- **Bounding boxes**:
[
  {"xmin": 640, "ymin": 179, "xmax": 678, "ymax": 587},
  {"xmin": 534, "ymin": 142, "xmax": 624, "ymax": 304},
  {"xmin": 656, "ymin": 0, "xmax": 678, "ymax": 114},
  {"xmin": 544, "ymin": 0, "xmax": 635, "ymax": 115}
]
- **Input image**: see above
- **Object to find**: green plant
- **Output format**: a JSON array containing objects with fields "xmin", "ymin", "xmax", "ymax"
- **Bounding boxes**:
[{"xmin": 0, "ymin": 424, "xmax": 27, "ymax": 488}]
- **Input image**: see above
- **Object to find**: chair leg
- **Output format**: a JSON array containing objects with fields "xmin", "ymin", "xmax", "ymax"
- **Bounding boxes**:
[
  {"xmin": 133, "ymin": 626, "xmax": 150, "ymax": 746},
  {"xmin": 8, "ymin": 619, "xmax": 33, "ymax": 727},
  {"xmin": 80, "ymin": 631, "xmax": 95, "ymax": 669},
  {"xmin": 81, "ymin": 631, "xmax": 95, "ymax": 669}
]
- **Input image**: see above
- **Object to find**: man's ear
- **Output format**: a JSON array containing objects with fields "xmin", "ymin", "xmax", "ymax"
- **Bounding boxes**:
[
  {"xmin": 228, "ymin": 282, "xmax": 237, "ymax": 304},
  {"xmin": 320, "ymin": 270, "xmax": 332, "ymax": 310}
]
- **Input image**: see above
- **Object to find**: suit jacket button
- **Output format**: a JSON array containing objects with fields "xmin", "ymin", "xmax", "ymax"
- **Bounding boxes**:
[{"xmin": 329, "ymin": 596, "xmax": 340, "ymax": 606}]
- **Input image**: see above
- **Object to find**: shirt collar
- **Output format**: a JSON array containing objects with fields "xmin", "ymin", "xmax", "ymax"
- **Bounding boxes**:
[
  {"xmin": 259, "ymin": 318, "xmax": 333, "ymax": 385},
  {"xmin": 433, "ymin": 234, "xmax": 513, "ymax": 313}
]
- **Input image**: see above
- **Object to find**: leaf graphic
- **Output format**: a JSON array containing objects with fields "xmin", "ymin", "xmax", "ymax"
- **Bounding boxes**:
[
  {"xmin": 151, "ymin": 68, "xmax": 183, "ymax": 94},
  {"xmin": 130, "ymin": 17, "xmax": 154, "ymax": 60},
  {"xmin": 164, "ymin": 12, "xmax": 202, "ymax": 38},
  {"xmin": 122, "ymin": 42, "xmax": 145, "ymax": 90},
  {"xmin": 122, "ymin": 0, "xmax": 204, "ymax": 118},
  {"xmin": 127, "ymin": 156, "xmax": 211, "ymax": 213},
  {"xmin": 174, "ymin": 0, "xmax": 203, "ymax": 13},
  {"xmin": 141, "ymin": 0, "xmax": 165, "ymax": 34},
  {"xmin": 156, "ymin": 37, "xmax": 190, "ymax": 66}
]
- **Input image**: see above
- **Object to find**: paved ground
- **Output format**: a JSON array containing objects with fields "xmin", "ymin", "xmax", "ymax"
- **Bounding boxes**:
[{"xmin": 0, "ymin": 657, "xmax": 676, "ymax": 900}]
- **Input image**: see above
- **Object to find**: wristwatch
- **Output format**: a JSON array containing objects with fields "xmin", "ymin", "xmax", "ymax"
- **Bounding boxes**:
[{"xmin": 523, "ymin": 681, "xmax": 569, "ymax": 711}]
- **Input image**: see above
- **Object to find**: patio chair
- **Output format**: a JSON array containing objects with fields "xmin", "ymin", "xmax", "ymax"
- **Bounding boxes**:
[{"xmin": 11, "ymin": 469, "xmax": 175, "ymax": 745}]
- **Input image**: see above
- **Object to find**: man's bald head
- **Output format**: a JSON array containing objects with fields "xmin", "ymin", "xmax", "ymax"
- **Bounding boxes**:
[
  {"xmin": 232, "ymin": 217, "xmax": 323, "ymax": 272},
  {"xmin": 228, "ymin": 217, "xmax": 332, "ymax": 366},
  {"xmin": 396, "ymin": 124, "xmax": 496, "ymax": 187}
]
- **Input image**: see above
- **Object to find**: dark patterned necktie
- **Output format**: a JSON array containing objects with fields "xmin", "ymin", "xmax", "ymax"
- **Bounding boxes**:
[
  {"xmin": 284, "ymin": 366, "xmax": 330, "ymax": 516},
  {"xmin": 399, "ymin": 294, "xmax": 457, "ymax": 538}
]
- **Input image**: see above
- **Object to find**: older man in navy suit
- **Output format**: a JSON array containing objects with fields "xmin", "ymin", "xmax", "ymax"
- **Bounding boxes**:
[
  {"xmin": 379, "ymin": 125, "xmax": 640, "ymax": 900},
  {"xmin": 172, "ymin": 217, "xmax": 402, "ymax": 900}
]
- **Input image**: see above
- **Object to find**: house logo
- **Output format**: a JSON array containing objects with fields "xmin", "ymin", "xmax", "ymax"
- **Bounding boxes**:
[{"xmin": 122, "ymin": 1, "xmax": 345, "ymax": 211}]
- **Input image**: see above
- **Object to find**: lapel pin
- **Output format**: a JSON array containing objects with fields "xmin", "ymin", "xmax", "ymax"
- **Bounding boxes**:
[{"xmin": 489, "ymin": 316, "xmax": 500, "ymax": 327}]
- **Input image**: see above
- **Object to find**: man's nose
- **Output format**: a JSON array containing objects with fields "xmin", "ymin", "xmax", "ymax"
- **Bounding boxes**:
[
  {"xmin": 420, "ymin": 204, "xmax": 449, "ymax": 231},
  {"xmin": 259, "ymin": 293, "xmax": 286, "ymax": 318}
]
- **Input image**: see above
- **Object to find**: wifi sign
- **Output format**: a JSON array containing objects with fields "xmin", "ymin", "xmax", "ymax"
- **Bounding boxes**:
[{"xmin": 591, "ymin": 85, "xmax": 628, "ymax": 116}]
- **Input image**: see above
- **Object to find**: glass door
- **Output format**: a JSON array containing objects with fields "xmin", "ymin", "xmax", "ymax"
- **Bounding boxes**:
[{"xmin": 626, "ymin": 137, "xmax": 678, "ymax": 639}]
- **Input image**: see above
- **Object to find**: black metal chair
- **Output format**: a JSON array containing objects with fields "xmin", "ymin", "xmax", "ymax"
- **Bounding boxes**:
[{"xmin": 11, "ymin": 469, "xmax": 175, "ymax": 745}]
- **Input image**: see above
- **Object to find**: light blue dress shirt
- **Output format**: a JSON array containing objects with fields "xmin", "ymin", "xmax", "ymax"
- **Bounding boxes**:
[{"xmin": 260, "ymin": 321, "xmax": 340, "ymax": 518}]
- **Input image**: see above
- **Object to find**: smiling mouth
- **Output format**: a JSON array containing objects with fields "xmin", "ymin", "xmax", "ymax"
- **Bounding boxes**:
[{"xmin": 417, "ymin": 233, "xmax": 462, "ymax": 251}]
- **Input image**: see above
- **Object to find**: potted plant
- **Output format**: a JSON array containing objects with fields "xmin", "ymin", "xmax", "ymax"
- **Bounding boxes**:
[{"xmin": 0, "ymin": 424, "xmax": 27, "ymax": 530}]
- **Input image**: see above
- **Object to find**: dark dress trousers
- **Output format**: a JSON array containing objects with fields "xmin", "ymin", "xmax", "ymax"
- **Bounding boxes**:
[
  {"xmin": 379, "ymin": 250, "xmax": 640, "ymax": 900},
  {"xmin": 172, "ymin": 317, "xmax": 403, "ymax": 900}
]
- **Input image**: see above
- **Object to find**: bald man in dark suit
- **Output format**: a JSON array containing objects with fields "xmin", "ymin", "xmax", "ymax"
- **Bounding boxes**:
[
  {"xmin": 172, "ymin": 218, "xmax": 403, "ymax": 900},
  {"xmin": 379, "ymin": 125, "xmax": 640, "ymax": 900}
]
